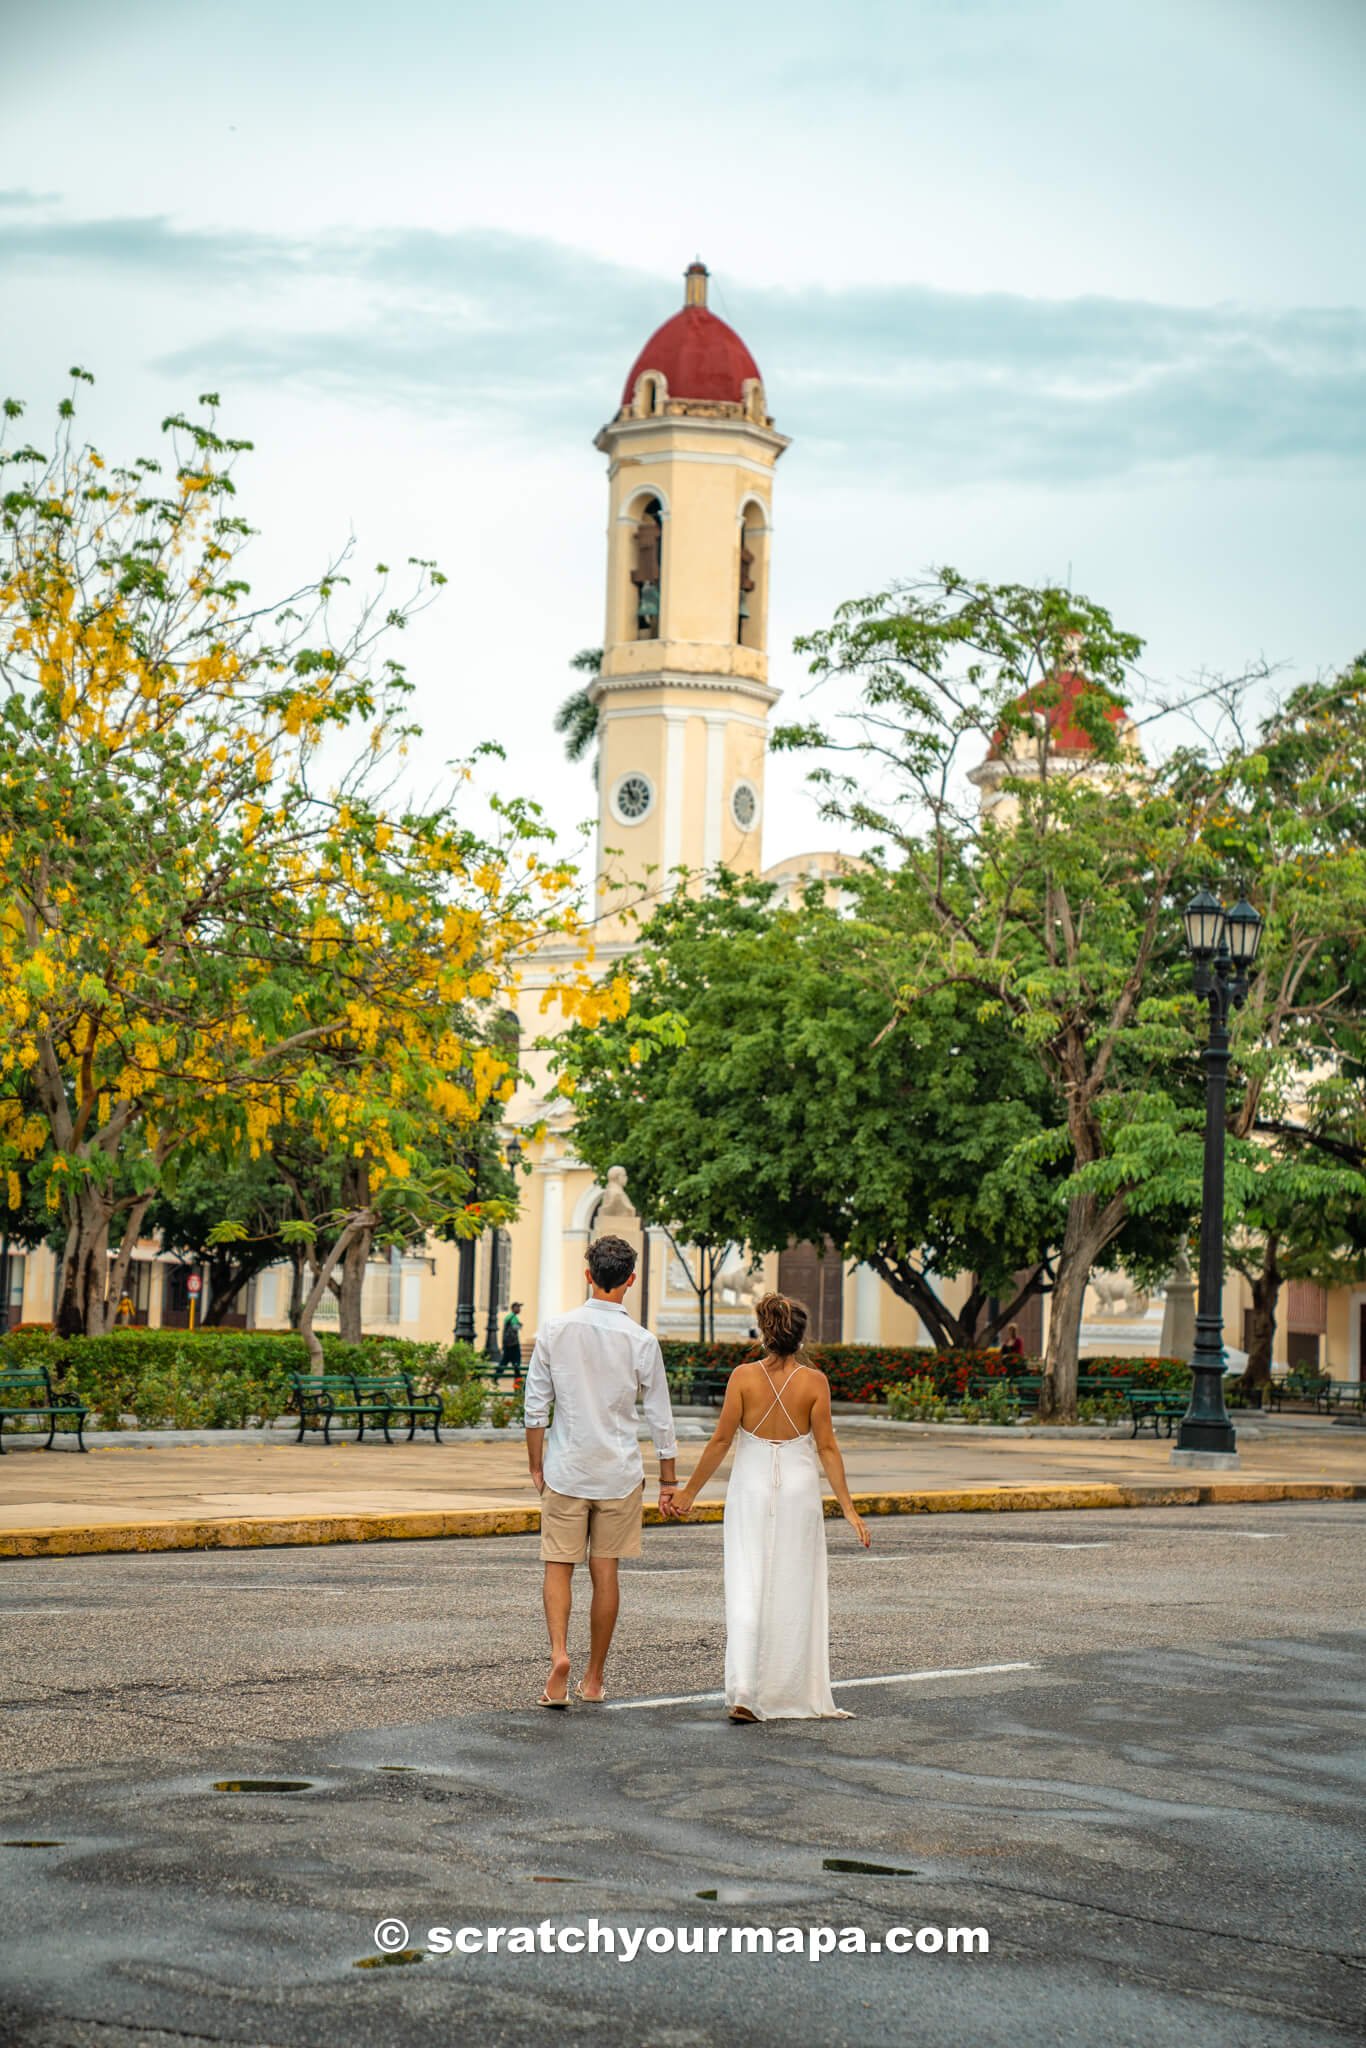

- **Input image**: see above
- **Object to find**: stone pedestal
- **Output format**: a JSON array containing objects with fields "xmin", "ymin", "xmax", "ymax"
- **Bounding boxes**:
[
  {"xmin": 1159, "ymin": 1251, "xmax": 1197, "ymax": 1361},
  {"xmin": 1170, "ymin": 1448, "xmax": 1241, "ymax": 1470}
]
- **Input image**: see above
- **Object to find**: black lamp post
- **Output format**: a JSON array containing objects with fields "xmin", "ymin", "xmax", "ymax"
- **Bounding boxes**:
[
  {"xmin": 454, "ymin": 1232, "xmax": 477, "ymax": 1345},
  {"xmin": 483, "ymin": 1133, "xmax": 524, "ymax": 1363},
  {"xmin": 1177, "ymin": 885, "xmax": 1264, "ymax": 1459}
]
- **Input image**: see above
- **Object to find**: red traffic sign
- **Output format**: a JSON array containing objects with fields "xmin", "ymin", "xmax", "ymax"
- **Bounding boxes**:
[{"xmin": 186, "ymin": 1273, "xmax": 202, "ymax": 1296}]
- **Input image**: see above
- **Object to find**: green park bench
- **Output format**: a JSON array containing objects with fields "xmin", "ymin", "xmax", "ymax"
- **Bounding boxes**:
[
  {"xmin": 290, "ymin": 1372, "xmax": 365, "ymax": 1443},
  {"xmin": 351, "ymin": 1371, "xmax": 444, "ymax": 1444},
  {"xmin": 684, "ymin": 1367, "xmax": 733, "ymax": 1407},
  {"xmin": 1127, "ymin": 1389, "xmax": 1188, "ymax": 1438},
  {"xmin": 290, "ymin": 1370, "xmax": 444, "ymax": 1443},
  {"xmin": 988, "ymin": 1375, "xmax": 1130, "ymax": 1416},
  {"xmin": 0, "ymin": 1367, "xmax": 88, "ymax": 1453},
  {"xmin": 1078, "ymin": 1375, "xmax": 1132, "ymax": 1399},
  {"xmin": 1324, "ymin": 1379, "xmax": 1366, "ymax": 1414},
  {"xmin": 1268, "ymin": 1372, "xmax": 1333, "ymax": 1414}
]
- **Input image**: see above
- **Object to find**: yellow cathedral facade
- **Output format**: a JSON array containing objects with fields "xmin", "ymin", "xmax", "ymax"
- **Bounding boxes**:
[{"xmin": 502, "ymin": 260, "xmax": 878, "ymax": 1346}]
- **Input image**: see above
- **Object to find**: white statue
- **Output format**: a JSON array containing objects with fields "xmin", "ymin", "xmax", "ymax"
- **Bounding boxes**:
[
  {"xmin": 592, "ymin": 1165, "xmax": 638, "ymax": 1236},
  {"xmin": 716, "ymin": 1245, "xmax": 765, "ymax": 1311},
  {"xmin": 1090, "ymin": 1269, "xmax": 1150, "ymax": 1319}
]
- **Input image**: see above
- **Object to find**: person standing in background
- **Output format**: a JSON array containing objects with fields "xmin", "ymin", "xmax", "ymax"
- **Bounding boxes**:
[{"xmin": 501, "ymin": 1301, "xmax": 523, "ymax": 1369}]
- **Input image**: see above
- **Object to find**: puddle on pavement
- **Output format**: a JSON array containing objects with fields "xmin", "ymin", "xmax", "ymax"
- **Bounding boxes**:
[
  {"xmin": 355, "ymin": 1950, "xmax": 424, "ymax": 1969},
  {"xmin": 212, "ymin": 1780, "xmax": 314, "ymax": 1794},
  {"xmin": 823, "ymin": 1857, "xmax": 918, "ymax": 1877},
  {"xmin": 3, "ymin": 1839, "xmax": 64, "ymax": 1848}
]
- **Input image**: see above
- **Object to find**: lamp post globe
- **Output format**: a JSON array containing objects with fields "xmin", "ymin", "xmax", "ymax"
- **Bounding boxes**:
[
  {"xmin": 1182, "ymin": 885, "xmax": 1226, "ymax": 961},
  {"xmin": 1223, "ymin": 896, "xmax": 1264, "ymax": 969}
]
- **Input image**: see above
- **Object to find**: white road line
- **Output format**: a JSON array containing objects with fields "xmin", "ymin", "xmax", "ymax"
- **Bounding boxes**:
[{"xmin": 604, "ymin": 1661, "xmax": 1036, "ymax": 1711}]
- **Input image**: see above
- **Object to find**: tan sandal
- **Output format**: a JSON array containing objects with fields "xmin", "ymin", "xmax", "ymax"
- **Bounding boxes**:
[
  {"xmin": 539, "ymin": 1691, "xmax": 569, "ymax": 1710},
  {"xmin": 574, "ymin": 1681, "xmax": 606, "ymax": 1704}
]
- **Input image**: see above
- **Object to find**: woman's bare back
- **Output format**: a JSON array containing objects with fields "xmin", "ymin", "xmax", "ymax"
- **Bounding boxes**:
[{"xmin": 734, "ymin": 1357, "xmax": 824, "ymax": 1441}]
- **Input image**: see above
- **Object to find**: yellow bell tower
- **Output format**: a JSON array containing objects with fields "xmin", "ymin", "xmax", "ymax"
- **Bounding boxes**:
[{"xmin": 591, "ymin": 262, "xmax": 789, "ymax": 936}]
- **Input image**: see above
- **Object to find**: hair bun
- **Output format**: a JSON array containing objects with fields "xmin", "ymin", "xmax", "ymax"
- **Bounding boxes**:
[{"xmin": 755, "ymin": 1291, "xmax": 809, "ymax": 1357}]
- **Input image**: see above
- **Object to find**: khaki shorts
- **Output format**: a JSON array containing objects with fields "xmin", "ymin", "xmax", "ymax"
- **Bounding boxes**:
[{"xmin": 540, "ymin": 1483, "xmax": 644, "ymax": 1563}]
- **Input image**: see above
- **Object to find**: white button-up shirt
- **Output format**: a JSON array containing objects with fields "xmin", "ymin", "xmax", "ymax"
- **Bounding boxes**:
[{"xmin": 523, "ymin": 1297, "xmax": 677, "ymax": 1500}]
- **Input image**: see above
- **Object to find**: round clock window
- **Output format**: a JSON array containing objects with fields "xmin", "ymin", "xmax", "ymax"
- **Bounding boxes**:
[
  {"xmin": 731, "ymin": 779, "xmax": 760, "ymax": 831},
  {"xmin": 611, "ymin": 772, "xmax": 655, "ymax": 826}
]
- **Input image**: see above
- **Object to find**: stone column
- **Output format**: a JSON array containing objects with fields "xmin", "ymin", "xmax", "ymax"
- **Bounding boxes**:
[
  {"xmin": 854, "ymin": 1263, "xmax": 881, "ymax": 1344},
  {"xmin": 538, "ymin": 1165, "xmax": 565, "ymax": 1328}
]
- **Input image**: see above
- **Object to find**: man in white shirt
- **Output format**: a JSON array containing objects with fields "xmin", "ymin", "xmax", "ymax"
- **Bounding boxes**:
[{"xmin": 524, "ymin": 1234, "xmax": 679, "ymax": 1707}]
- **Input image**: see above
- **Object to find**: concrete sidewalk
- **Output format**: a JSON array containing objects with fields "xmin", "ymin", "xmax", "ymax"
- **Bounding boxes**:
[{"xmin": 0, "ymin": 1415, "xmax": 1361, "ymax": 1557}]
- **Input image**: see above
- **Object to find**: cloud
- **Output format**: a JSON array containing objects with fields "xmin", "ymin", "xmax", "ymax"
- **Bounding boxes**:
[
  {"xmin": 3, "ymin": 212, "xmax": 1363, "ymax": 487},
  {"xmin": 0, "ymin": 188, "xmax": 61, "ymax": 208}
]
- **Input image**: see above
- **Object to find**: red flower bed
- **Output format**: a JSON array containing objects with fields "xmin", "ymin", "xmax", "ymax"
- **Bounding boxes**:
[{"xmin": 660, "ymin": 1341, "xmax": 1190, "ymax": 1400}]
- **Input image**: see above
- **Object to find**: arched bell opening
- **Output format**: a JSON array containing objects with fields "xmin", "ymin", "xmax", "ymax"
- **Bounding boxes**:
[
  {"xmin": 630, "ymin": 494, "xmax": 664, "ymax": 642},
  {"xmin": 736, "ymin": 499, "xmax": 769, "ymax": 650}
]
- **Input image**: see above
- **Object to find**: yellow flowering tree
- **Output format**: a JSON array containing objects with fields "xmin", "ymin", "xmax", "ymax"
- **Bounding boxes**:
[{"xmin": 1, "ymin": 376, "xmax": 613, "ymax": 1341}]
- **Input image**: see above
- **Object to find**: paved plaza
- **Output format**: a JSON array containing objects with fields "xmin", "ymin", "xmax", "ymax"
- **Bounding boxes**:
[
  {"xmin": 1, "ymin": 1500, "xmax": 1363, "ymax": 2046},
  {"xmin": 0, "ymin": 1414, "xmax": 1362, "ymax": 1555}
]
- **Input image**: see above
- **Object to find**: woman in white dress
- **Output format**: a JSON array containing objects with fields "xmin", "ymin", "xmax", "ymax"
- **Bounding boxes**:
[{"xmin": 672, "ymin": 1292, "xmax": 870, "ymax": 1722}]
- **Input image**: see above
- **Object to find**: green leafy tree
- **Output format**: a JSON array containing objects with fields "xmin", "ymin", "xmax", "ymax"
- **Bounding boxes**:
[
  {"xmin": 779, "ymin": 572, "xmax": 1262, "ymax": 1417},
  {"xmin": 146, "ymin": 1150, "xmax": 293, "ymax": 1325},
  {"xmin": 554, "ymin": 872, "xmax": 1069, "ymax": 1349},
  {"xmin": 1212, "ymin": 662, "xmax": 1366, "ymax": 1387},
  {"xmin": 781, "ymin": 577, "xmax": 1366, "ymax": 1415}
]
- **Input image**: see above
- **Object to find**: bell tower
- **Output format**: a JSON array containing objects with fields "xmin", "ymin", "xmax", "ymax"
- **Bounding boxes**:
[{"xmin": 591, "ymin": 262, "xmax": 789, "ymax": 936}]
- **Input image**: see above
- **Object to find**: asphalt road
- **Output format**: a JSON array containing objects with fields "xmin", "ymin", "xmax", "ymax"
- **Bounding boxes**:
[{"xmin": 1, "ymin": 1502, "xmax": 1362, "ymax": 2048}]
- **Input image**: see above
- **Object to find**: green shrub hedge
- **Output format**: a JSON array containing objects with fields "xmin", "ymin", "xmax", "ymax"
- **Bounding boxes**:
[
  {"xmin": 661, "ymin": 1340, "xmax": 1191, "ymax": 1402},
  {"xmin": 1, "ymin": 1326, "xmax": 1189, "ymax": 1427},
  {"xmin": 0, "ymin": 1329, "xmax": 507, "ymax": 1430}
]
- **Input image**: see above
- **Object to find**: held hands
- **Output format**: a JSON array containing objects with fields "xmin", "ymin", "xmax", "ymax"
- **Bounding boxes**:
[{"xmin": 659, "ymin": 1485, "xmax": 693, "ymax": 1520}]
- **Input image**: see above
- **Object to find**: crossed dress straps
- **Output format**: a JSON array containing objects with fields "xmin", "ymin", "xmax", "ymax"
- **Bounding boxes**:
[{"xmin": 749, "ymin": 1364, "xmax": 811, "ymax": 1446}]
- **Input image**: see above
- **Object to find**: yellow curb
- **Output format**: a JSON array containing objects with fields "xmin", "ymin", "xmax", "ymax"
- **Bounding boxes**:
[
  {"xmin": 0, "ymin": 1506, "xmax": 541, "ymax": 1559},
  {"xmin": 1, "ymin": 1476, "xmax": 1360, "ymax": 1560}
]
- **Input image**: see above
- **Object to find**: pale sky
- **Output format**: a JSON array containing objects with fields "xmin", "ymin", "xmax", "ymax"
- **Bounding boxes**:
[{"xmin": 4, "ymin": 0, "xmax": 1364, "ymax": 868}]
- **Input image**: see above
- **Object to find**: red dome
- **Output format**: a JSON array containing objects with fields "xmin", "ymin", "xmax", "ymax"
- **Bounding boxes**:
[
  {"xmin": 621, "ymin": 264, "xmax": 762, "ymax": 406},
  {"xmin": 989, "ymin": 671, "xmax": 1129, "ymax": 759}
]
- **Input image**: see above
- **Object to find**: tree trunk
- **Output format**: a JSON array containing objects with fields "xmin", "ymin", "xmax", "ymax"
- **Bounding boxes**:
[
  {"xmin": 287, "ymin": 1247, "xmax": 306, "ymax": 1330},
  {"xmin": 867, "ymin": 1252, "xmax": 990, "ymax": 1352},
  {"xmin": 697, "ymin": 1243, "xmax": 708, "ymax": 1344},
  {"xmin": 338, "ymin": 1226, "xmax": 370, "ymax": 1343},
  {"xmin": 1039, "ymin": 1193, "xmax": 1123, "ymax": 1421},
  {"xmin": 337, "ymin": 1159, "xmax": 372, "ymax": 1343},
  {"xmin": 105, "ymin": 1196, "xmax": 152, "ymax": 1331},
  {"xmin": 54, "ymin": 1188, "xmax": 117, "ymax": 1337},
  {"xmin": 1241, "ymin": 1237, "xmax": 1280, "ymax": 1394},
  {"xmin": 298, "ymin": 1212, "xmax": 377, "ymax": 1370}
]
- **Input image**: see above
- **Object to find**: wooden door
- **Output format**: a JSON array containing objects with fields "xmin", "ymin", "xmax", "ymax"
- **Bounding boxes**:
[{"xmin": 777, "ymin": 1240, "xmax": 844, "ymax": 1342}]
